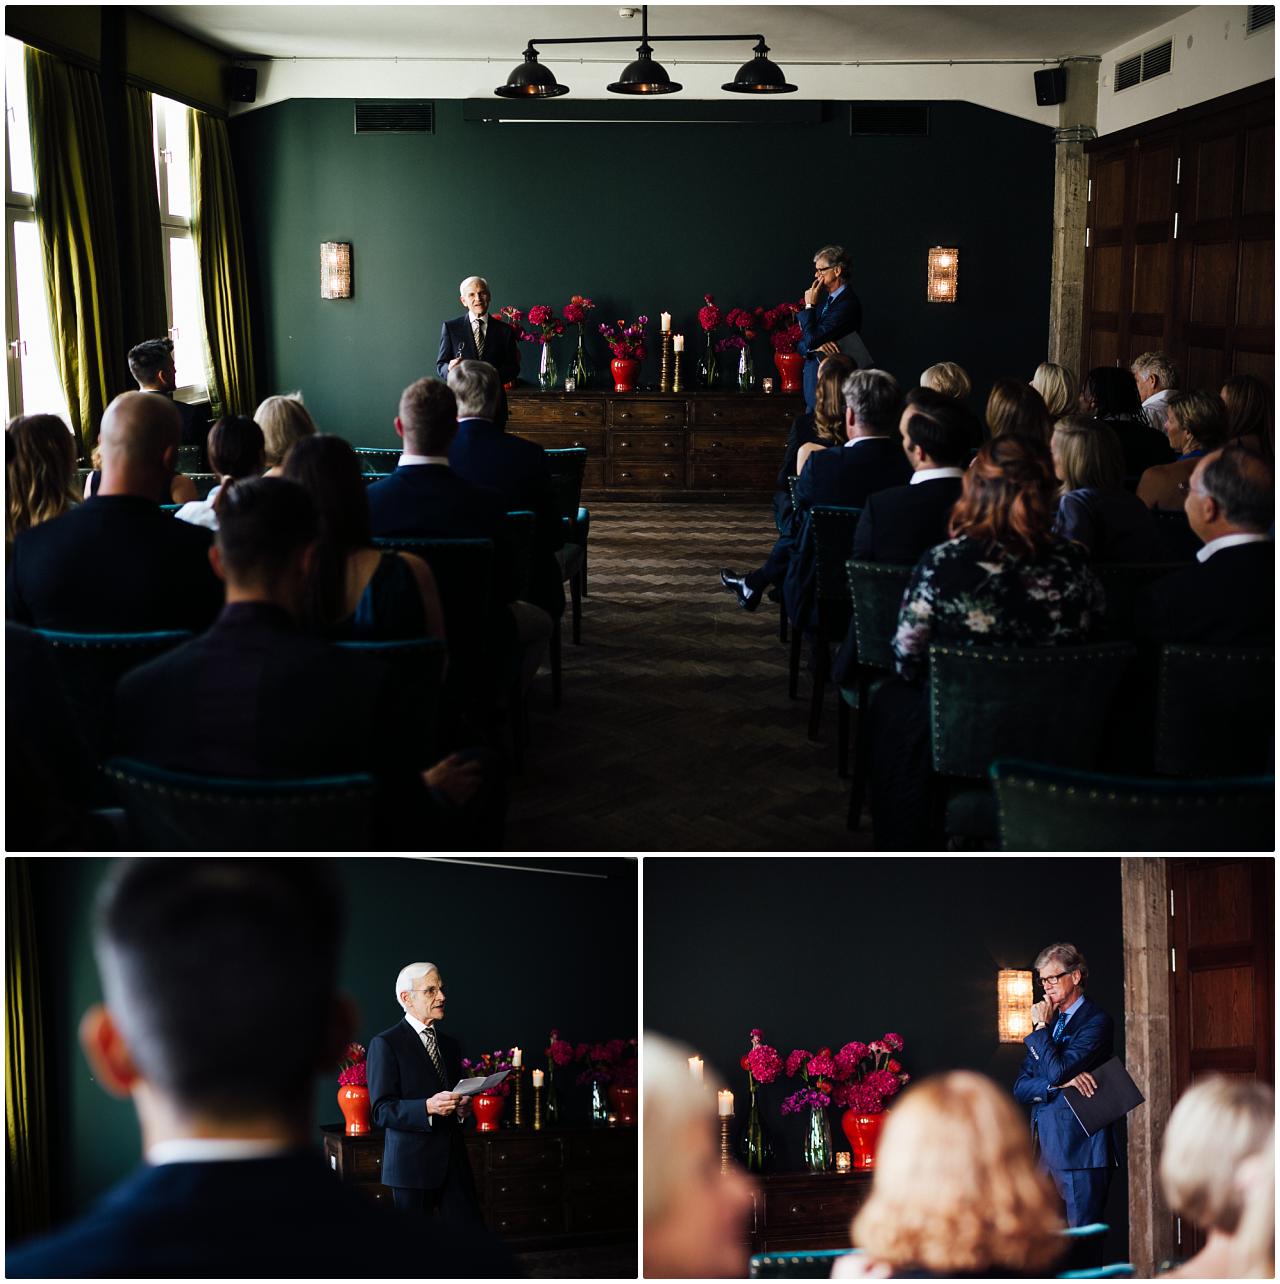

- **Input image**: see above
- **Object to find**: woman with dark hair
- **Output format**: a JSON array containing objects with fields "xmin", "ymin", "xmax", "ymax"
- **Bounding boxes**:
[
  {"xmin": 1221, "ymin": 373, "xmax": 1273, "ymax": 461},
  {"xmin": 1079, "ymin": 366, "xmax": 1175, "ymax": 478},
  {"xmin": 6, "ymin": 414, "xmax": 79, "ymax": 544},
  {"xmin": 985, "ymin": 378, "xmax": 1051, "ymax": 444},
  {"xmin": 282, "ymin": 434, "xmax": 444, "ymax": 641},
  {"xmin": 175, "ymin": 415, "xmax": 266, "ymax": 530},
  {"xmin": 1136, "ymin": 390, "xmax": 1232, "ymax": 511},
  {"xmin": 867, "ymin": 435, "xmax": 1104, "ymax": 849},
  {"xmin": 772, "ymin": 353, "xmax": 856, "ymax": 529}
]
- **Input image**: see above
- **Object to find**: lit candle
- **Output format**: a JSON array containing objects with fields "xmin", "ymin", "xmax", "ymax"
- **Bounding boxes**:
[
  {"xmin": 661, "ymin": 311, "xmax": 671, "ymax": 332},
  {"xmin": 673, "ymin": 334, "xmax": 684, "ymax": 353},
  {"xmin": 512, "ymin": 1047, "xmax": 522, "ymax": 1067},
  {"xmin": 836, "ymin": 1152, "xmax": 852, "ymax": 1173},
  {"xmin": 688, "ymin": 1055, "xmax": 703, "ymax": 1083},
  {"xmin": 718, "ymin": 1089, "xmax": 734, "ymax": 1117},
  {"xmin": 532, "ymin": 1069, "xmax": 544, "ymax": 1088}
]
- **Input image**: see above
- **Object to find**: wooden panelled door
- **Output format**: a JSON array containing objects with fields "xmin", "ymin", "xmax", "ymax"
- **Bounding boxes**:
[{"xmin": 1166, "ymin": 857, "xmax": 1275, "ymax": 1258}]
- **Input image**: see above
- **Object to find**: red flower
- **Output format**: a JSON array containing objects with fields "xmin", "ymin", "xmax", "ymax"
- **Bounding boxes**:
[{"xmin": 698, "ymin": 294, "xmax": 722, "ymax": 332}]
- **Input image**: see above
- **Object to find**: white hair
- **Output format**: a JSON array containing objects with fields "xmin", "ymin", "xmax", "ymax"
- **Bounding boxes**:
[
  {"xmin": 459, "ymin": 275, "xmax": 489, "ymax": 297},
  {"xmin": 395, "ymin": 961, "xmax": 438, "ymax": 1010}
]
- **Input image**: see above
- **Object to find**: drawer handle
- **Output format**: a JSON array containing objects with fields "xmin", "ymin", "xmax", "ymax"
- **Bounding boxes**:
[
  {"xmin": 573, "ymin": 410, "xmax": 583, "ymax": 417},
  {"xmin": 663, "ymin": 472, "xmax": 674, "ymax": 479},
  {"xmin": 712, "ymin": 440, "xmax": 723, "ymax": 449},
  {"xmin": 620, "ymin": 440, "xmax": 630, "ymax": 448},
  {"xmin": 573, "ymin": 440, "xmax": 585, "ymax": 447},
  {"xmin": 664, "ymin": 441, "xmax": 674, "ymax": 448},
  {"xmin": 711, "ymin": 472, "xmax": 720, "ymax": 480},
  {"xmin": 663, "ymin": 413, "xmax": 674, "ymax": 420},
  {"xmin": 620, "ymin": 471, "xmax": 632, "ymax": 479},
  {"xmin": 619, "ymin": 412, "xmax": 630, "ymax": 419},
  {"xmin": 712, "ymin": 410, "xmax": 723, "ymax": 418}
]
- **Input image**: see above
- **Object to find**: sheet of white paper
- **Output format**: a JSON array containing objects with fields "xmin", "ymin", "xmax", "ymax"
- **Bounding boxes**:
[{"xmin": 452, "ymin": 1070, "xmax": 510, "ymax": 1097}]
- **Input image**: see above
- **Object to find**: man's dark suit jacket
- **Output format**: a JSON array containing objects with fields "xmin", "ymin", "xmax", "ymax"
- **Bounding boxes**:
[
  {"xmin": 5, "ymin": 495, "xmax": 222, "ymax": 632},
  {"xmin": 175, "ymin": 398, "xmax": 209, "ymax": 449},
  {"xmin": 368, "ymin": 1017, "xmax": 476, "ymax": 1195},
  {"xmin": 449, "ymin": 418, "xmax": 564, "ymax": 616},
  {"xmin": 435, "ymin": 315, "xmax": 521, "ymax": 385},
  {"xmin": 4, "ymin": 1153, "xmax": 510, "ymax": 1278},
  {"xmin": 797, "ymin": 288, "xmax": 863, "ymax": 408},
  {"xmin": 1135, "ymin": 539, "xmax": 1274, "ymax": 644},
  {"xmin": 852, "ymin": 474, "xmax": 964, "ymax": 565}
]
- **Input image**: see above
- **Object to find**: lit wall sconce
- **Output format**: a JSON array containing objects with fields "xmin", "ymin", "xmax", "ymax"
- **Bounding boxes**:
[
  {"xmin": 321, "ymin": 242, "xmax": 352, "ymax": 299},
  {"xmin": 997, "ymin": 968, "xmax": 1034, "ymax": 1042},
  {"xmin": 927, "ymin": 246, "xmax": 959, "ymax": 303}
]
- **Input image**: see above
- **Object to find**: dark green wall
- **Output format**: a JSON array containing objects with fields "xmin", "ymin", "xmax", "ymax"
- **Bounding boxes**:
[
  {"xmin": 230, "ymin": 99, "xmax": 1054, "ymax": 448},
  {"xmin": 31, "ymin": 856, "xmax": 636, "ymax": 1222}
]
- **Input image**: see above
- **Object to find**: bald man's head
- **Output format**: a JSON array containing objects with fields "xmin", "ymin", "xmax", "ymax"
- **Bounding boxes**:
[{"xmin": 98, "ymin": 392, "xmax": 182, "ymax": 497}]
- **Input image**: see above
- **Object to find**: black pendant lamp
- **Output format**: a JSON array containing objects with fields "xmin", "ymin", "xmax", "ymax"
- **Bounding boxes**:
[
  {"xmin": 607, "ymin": 41, "xmax": 682, "ymax": 95},
  {"xmin": 494, "ymin": 45, "xmax": 570, "ymax": 98},
  {"xmin": 722, "ymin": 41, "xmax": 797, "ymax": 94}
]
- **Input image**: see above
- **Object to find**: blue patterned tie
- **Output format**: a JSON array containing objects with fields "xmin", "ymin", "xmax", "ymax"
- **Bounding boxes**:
[{"xmin": 1052, "ymin": 1011, "xmax": 1068, "ymax": 1041}]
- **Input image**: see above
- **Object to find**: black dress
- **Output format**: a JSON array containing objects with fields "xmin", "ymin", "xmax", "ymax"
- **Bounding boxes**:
[{"xmin": 333, "ymin": 553, "xmax": 427, "ymax": 641}]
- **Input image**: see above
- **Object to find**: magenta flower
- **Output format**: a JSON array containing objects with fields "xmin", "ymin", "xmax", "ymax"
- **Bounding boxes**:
[
  {"xmin": 746, "ymin": 1044, "xmax": 782, "ymax": 1084},
  {"xmin": 807, "ymin": 1051, "xmax": 836, "ymax": 1079},
  {"xmin": 883, "ymin": 1032, "xmax": 904, "ymax": 1052},
  {"xmin": 338, "ymin": 1061, "xmax": 367, "ymax": 1087},
  {"xmin": 750, "ymin": 1028, "xmax": 764, "ymax": 1043},
  {"xmin": 784, "ymin": 1048, "xmax": 812, "ymax": 1078},
  {"xmin": 865, "ymin": 1068, "xmax": 903, "ymax": 1099}
]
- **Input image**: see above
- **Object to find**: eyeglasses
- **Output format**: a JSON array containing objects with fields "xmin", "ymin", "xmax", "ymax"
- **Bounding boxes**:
[
  {"xmin": 409, "ymin": 986, "xmax": 444, "ymax": 996},
  {"xmin": 814, "ymin": 265, "xmax": 839, "ymax": 275},
  {"xmin": 1038, "ymin": 971, "xmax": 1072, "ymax": 987}
]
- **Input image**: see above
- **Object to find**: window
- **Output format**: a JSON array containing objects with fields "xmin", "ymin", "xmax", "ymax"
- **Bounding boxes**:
[
  {"xmin": 4, "ymin": 36, "xmax": 73, "ymax": 430},
  {"xmin": 152, "ymin": 94, "xmax": 211, "ymax": 402}
]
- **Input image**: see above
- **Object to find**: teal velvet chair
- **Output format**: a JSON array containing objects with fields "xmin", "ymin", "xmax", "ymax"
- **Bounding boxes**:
[
  {"xmin": 749, "ymin": 1249, "xmax": 857, "ymax": 1279},
  {"xmin": 1092, "ymin": 562, "xmax": 1182, "ymax": 639},
  {"xmin": 334, "ymin": 637, "xmax": 446, "ymax": 768},
  {"xmin": 927, "ymin": 641, "xmax": 1137, "ymax": 844},
  {"xmin": 1058, "ymin": 1265, "xmax": 1136, "ymax": 1279},
  {"xmin": 185, "ymin": 472, "xmax": 219, "ymax": 499},
  {"xmin": 354, "ymin": 446, "xmax": 402, "ymax": 474},
  {"xmin": 361, "ymin": 472, "xmax": 393, "ymax": 486},
  {"xmin": 160, "ymin": 503, "xmax": 182, "ymax": 513},
  {"xmin": 991, "ymin": 758, "xmax": 1275, "ymax": 852},
  {"xmin": 779, "ymin": 473, "xmax": 803, "ymax": 645},
  {"xmin": 545, "ymin": 446, "xmax": 588, "ymax": 643},
  {"xmin": 103, "ymin": 757, "xmax": 376, "ymax": 851}
]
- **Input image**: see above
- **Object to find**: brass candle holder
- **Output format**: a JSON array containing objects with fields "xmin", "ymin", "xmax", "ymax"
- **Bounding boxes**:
[
  {"xmin": 659, "ymin": 331, "xmax": 673, "ymax": 393},
  {"xmin": 672, "ymin": 348, "xmax": 683, "ymax": 393},
  {"xmin": 512, "ymin": 1065, "xmax": 524, "ymax": 1128},
  {"xmin": 533, "ymin": 1082, "xmax": 543, "ymax": 1131},
  {"xmin": 719, "ymin": 1114, "xmax": 733, "ymax": 1174}
]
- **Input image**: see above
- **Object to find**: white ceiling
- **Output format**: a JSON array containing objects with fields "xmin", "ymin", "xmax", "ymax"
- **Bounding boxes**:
[{"xmin": 148, "ymin": 4, "xmax": 1195, "ymax": 65}]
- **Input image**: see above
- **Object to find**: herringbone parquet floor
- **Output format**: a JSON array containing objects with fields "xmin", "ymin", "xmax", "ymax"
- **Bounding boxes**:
[{"xmin": 507, "ymin": 503, "xmax": 873, "ymax": 853}]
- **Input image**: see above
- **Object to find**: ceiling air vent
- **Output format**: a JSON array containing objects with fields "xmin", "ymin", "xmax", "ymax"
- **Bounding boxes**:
[
  {"xmin": 1247, "ymin": 5, "xmax": 1275, "ymax": 34},
  {"xmin": 354, "ymin": 102, "xmax": 435, "ymax": 134},
  {"xmin": 849, "ymin": 103, "xmax": 929, "ymax": 136},
  {"xmin": 1114, "ymin": 53, "xmax": 1142, "ymax": 92},
  {"xmin": 1141, "ymin": 40, "xmax": 1173, "ymax": 81}
]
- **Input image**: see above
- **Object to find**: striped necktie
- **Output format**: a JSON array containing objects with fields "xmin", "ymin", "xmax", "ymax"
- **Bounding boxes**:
[
  {"xmin": 420, "ymin": 1024, "xmax": 447, "ymax": 1082},
  {"xmin": 472, "ymin": 318, "xmax": 486, "ymax": 357}
]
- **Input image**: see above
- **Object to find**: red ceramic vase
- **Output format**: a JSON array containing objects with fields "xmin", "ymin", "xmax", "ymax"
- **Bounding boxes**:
[
  {"xmin": 840, "ymin": 1109, "xmax": 886, "ymax": 1169},
  {"xmin": 773, "ymin": 351, "xmax": 804, "ymax": 393},
  {"xmin": 611, "ymin": 358, "xmax": 641, "ymax": 392},
  {"xmin": 607, "ymin": 1084, "xmax": 636, "ymax": 1126},
  {"xmin": 472, "ymin": 1091, "xmax": 505, "ymax": 1132},
  {"xmin": 337, "ymin": 1084, "xmax": 371, "ymax": 1136}
]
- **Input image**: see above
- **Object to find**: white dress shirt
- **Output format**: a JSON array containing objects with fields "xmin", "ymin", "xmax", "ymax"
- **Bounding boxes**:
[
  {"xmin": 1196, "ymin": 532, "xmax": 1270, "ymax": 563},
  {"xmin": 910, "ymin": 466, "xmax": 965, "ymax": 485},
  {"xmin": 147, "ymin": 1138, "xmax": 292, "ymax": 1166},
  {"xmin": 396, "ymin": 454, "xmax": 450, "ymax": 468},
  {"xmin": 1141, "ymin": 387, "xmax": 1174, "ymax": 433}
]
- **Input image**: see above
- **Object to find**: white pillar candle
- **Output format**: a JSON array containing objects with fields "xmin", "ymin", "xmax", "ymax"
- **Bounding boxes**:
[
  {"xmin": 688, "ymin": 1055, "xmax": 703, "ymax": 1083},
  {"xmin": 660, "ymin": 311, "xmax": 671, "ymax": 332},
  {"xmin": 718, "ymin": 1089, "xmax": 734, "ymax": 1117},
  {"xmin": 532, "ymin": 1069, "xmax": 544, "ymax": 1088},
  {"xmin": 512, "ymin": 1047, "xmax": 522, "ymax": 1067},
  {"xmin": 673, "ymin": 334, "xmax": 685, "ymax": 353}
]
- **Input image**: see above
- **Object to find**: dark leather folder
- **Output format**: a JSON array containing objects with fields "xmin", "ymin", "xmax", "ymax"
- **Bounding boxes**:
[{"xmin": 1061, "ymin": 1056, "xmax": 1145, "ymax": 1135}]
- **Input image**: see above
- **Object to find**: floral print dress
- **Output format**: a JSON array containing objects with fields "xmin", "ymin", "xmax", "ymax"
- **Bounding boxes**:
[{"xmin": 892, "ymin": 536, "xmax": 1105, "ymax": 684}]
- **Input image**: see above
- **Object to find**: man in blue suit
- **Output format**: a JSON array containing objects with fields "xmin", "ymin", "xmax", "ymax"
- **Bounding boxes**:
[
  {"xmin": 798, "ymin": 245, "xmax": 863, "ymax": 410},
  {"xmin": 435, "ymin": 275, "xmax": 521, "ymax": 386},
  {"xmin": 1013, "ymin": 942, "xmax": 1119, "ymax": 1228}
]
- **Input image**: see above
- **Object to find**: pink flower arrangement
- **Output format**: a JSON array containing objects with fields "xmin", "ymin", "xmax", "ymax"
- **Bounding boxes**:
[
  {"xmin": 697, "ymin": 293, "xmax": 722, "ymax": 333},
  {"xmin": 522, "ymin": 304, "xmax": 565, "ymax": 345},
  {"xmin": 547, "ymin": 1028, "xmax": 575, "ymax": 1068},
  {"xmin": 761, "ymin": 301, "xmax": 805, "ymax": 354},
  {"xmin": 574, "ymin": 1035, "xmax": 638, "ymax": 1086},
  {"xmin": 740, "ymin": 1028, "xmax": 783, "ymax": 1086},
  {"xmin": 828, "ymin": 1033, "xmax": 911, "ymax": 1115},
  {"xmin": 726, "ymin": 306, "xmax": 762, "ymax": 340},
  {"xmin": 562, "ymin": 295, "xmax": 595, "ymax": 325},
  {"xmin": 338, "ymin": 1042, "xmax": 367, "ymax": 1088},
  {"xmin": 599, "ymin": 317, "xmax": 648, "ymax": 361},
  {"xmin": 460, "ymin": 1049, "xmax": 515, "ymax": 1097},
  {"xmin": 496, "ymin": 305, "xmax": 524, "ymax": 335},
  {"xmin": 782, "ymin": 1044, "xmax": 838, "ymax": 1114}
]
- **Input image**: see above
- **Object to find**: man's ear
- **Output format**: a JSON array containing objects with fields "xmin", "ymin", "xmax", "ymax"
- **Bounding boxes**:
[
  {"xmin": 209, "ymin": 542, "xmax": 227, "ymax": 583},
  {"xmin": 161, "ymin": 443, "xmax": 178, "ymax": 474},
  {"xmin": 394, "ymin": 417, "xmax": 405, "ymax": 442},
  {"xmin": 79, "ymin": 1005, "xmax": 141, "ymax": 1098},
  {"xmin": 845, "ymin": 407, "xmax": 856, "ymax": 438}
]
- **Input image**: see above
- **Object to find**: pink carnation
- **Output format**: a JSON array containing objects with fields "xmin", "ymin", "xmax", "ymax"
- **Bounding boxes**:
[
  {"xmin": 698, "ymin": 294, "xmax": 722, "ymax": 332},
  {"xmin": 883, "ymin": 1032, "xmax": 904, "ymax": 1052},
  {"xmin": 548, "ymin": 1038, "xmax": 574, "ymax": 1067},
  {"xmin": 338, "ymin": 1062, "xmax": 367, "ymax": 1088},
  {"xmin": 807, "ymin": 1051, "xmax": 836, "ymax": 1079},
  {"xmin": 527, "ymin": 304, "xmax": 553, "ymax": 326},
  {"xmin": 840, "ymin": 1041, "xmax": 869, "ymax": 1063},
  {"xmin": 750, "ymin": 1028, "xmax": 764, "ymax": 1043},
  {"xmin": 869, "ymin": 1040, "xmax": 888, "ymax": 1054},
  {"xmin": 746, "ymin": 1044, "xmax": 782, "ymax": 1084},
  {"xmin": 785, "ymin": 1048, "xmax": 811, "ymax": 1078},
  {"xmin": 865, "ymin": 1068, "xmax": 903, "ymax": 1099},
  {"xmin": 841, "ymin": 1081, "xmax": 885, "ymax": 1114}
]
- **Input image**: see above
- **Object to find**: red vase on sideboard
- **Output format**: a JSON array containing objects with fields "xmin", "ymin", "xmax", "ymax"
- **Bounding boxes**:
[
  {"xmin": 472, "ymin": 1091, "xmax": 505, "ymax": 1132},
  {"xmin": 773, "ymin": 352, "xmax": 804, "ymax": 393},
  {"xmin": 337, "ymin": 1085, "xmax": 371, "ymax": 1136},
  {"xmin": 611, "ymin": 358, "xmax": 640, "ymax": 392},
  {"xmin": 840, "ymin": 1109, "xmax": 886, "ymax": 1169}
]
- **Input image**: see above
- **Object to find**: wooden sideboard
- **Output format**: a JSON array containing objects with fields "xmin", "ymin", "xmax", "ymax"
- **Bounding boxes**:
[
  {"xmin": 506, "ymin": 389, "xmax": 805, "ymax": 501},
  {"xmin": 320, "ymin": 1123, "xmax": 635, "ymax": 1250},
  {"xmin": 746, "ymin": 1171, "xmax": 873, "ymax": 1254}
]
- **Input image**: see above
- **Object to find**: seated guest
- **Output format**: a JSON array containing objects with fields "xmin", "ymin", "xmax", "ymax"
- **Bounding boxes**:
[
  {"xmin": 174, "ymin": 415, "xmax": 266, "ymax": 531},
  {"xmin": 1051, "ymin": 416, "xmax": 1164, "ymax": 561},
  {"xmin": 1221, "ymin": 373, "xmax": 1274, "ymax": 462},
  {"xmin": 83, "ymin": 438, "xmax": 198, "ymax": 504},
  {"xmin": 643, "ymin": 1034, "xmax": 753, "ymax": 1279},
  {"xmin": 837, "ymin": 1072, "xmax": 1064, "ymax": 1279},
  {"xmin": 986, "ymin": 377, "xmax": 1051, "ymax": 444},
  {"xmin": 1137, "ymin": 390, "xmax": 1231, "ymax": 511},
  {"xmin": 256, "ymin": 392, "xmax": 318, "ymax": 476},
  {"xmin": 722, "ymin": 370, "xmax": 907, "ymax": 612},
  {"xmin": 1031, "ymin": 361, "xmax": 1077, "ymax": 420},
  {"xmin": 127, "ymin": 336, "xmax": 208, "ymax": 450},
  {"xmin": 1136, "ymin": 445, "xmax": 1274, "ymax": 644},
  {"xmin": 4, "ymin": 859, "xmax": 510, "ymax": 1277},
  {"xmin": 793, "ymin": 354, "xmax": 858, "ymax": 476},
  {"xmin": 868, "ymin": 435, "xmax": 1103, "ymax": 849},
  {"xmin": 1158, "ymin": 1076, "xmax": 1273, "ymax": 1279},
  {"xmin": 6, "ymin": 392, "xmax": 222, "ymax": 632},
  {"xmin": 6, "ymin": 413, "xmax": 79, "ymax": 543},
  {"xmin": 447, "ymin": 359, "xmax": 566, "ymax": 619},
  {"xmin": 1131, "ymin": 350, "xmax": 1180, "ymax": 434},
  {"xmin": 282, "ymin": 433, "xmax": 444, "ymax": 641},
  {"xmin": 919, "ymin": 360, "xmax": 972, "ymax": 402},
  {"xmin": 1079, "ymin": 365, "xmax": 1176, "ymax": 478}
]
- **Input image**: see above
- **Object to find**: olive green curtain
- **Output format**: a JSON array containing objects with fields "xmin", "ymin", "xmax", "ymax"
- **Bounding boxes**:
[
  {"xmin": 25, "ymin": 46, "xmax": 126, "ymax": 452},
  {"xmin": 5, "ymin": 859, "xmax": 51, "ymax": 1241},
  {"xmin": 121, "ymin": 85, "xmax": 168, "ymax": 349},
  {"xmin": 190, "ymin": 109, "xmax": 256, "ymax": 417}
]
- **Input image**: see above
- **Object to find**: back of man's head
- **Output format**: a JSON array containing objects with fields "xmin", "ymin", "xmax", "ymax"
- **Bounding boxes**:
[
  {"xmin": 215, "ymin": 476, "xmax": 317, "ymax": 593},
  {"xmin": 93, "ymin": 859, "xmax": 342, "ymax": 1117},
  {"xmin": 447, "ymin": 360, "xmax": 501, "ymax": 422},
  {"xmin": 98, "ymin": 391, "xmax": 182, "ymax": 495},
  {"xmin": 1197, "ymin": 444, "xmax": 1274, "ymax": 534},
  {"xmin": 399, "ymin": 377, "xmax": 458, "ymax": 455},
  {"xmin": 842, "ymin": 369, "xmax": 902, "ymax": 437},
  {"xmin": 127, "ymin": 338, "xmax": 174, "ymax": 389},
  {"xmin": 903, "ymin": 388, "xmax": 982, "ymax": 466}
]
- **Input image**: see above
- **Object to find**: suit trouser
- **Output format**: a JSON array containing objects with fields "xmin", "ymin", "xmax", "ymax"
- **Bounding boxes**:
[
  {"xmin": 389, "ymin": 1155, "xmax": 482, "ymax": 1226},
  {"xmin": 1048, "ymin": 1165, "xmax": 1112, "ymax": 1229},
  {"xmin": 745, "ymin": 528, "xmax": 796, "ymax": 594}
]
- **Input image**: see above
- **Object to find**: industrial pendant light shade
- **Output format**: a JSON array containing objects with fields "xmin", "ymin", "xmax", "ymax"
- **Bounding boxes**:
[
  {"xmin": 494, "ymin": 45, "xmax": 570, "ymax": 98},
  {"xmin": 607, "ymin": 43, "xmax": 682, "ymax": 94},
  {"xmin": 722, "ymin": 42, "xmax": 797, "ymax": 93}
]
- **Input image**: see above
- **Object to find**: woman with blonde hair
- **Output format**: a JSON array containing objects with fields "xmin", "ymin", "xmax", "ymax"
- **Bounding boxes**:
[
  {"xmin": 920, "ymin": 361, "xmax": 972, "ymax": 401},
  {"xmin": 1136, "ymin": 389, "xmax": 1231, "ymax": 511},
  {"xmin": 986, "ymin": 378, "xmax": 1052, "ymax": 444},
  {"xmin": 1159, "ymin": 1075, "xmax": 1273, "ymax": 1278},
  {"xmin": 256, "ymin": 392, "xmax": 318, "ymax": 473},
  {"xmin": 6, "ymin": 414, "xmax": 80, "ymax": 543},
  {"xmin": 839, "ymin": 1072, "xmax": 1064, "ymax": 1278},
  {"xmin": 1031, "ymin": 362, "xmax": 1077, "ymax": 420}
]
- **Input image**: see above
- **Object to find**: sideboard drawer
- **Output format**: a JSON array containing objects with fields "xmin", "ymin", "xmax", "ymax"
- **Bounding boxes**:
[
  {"xmin": 688, "ymin": 462, "xmax": 776, "ymax": 489},
  {"xmin": 610, "ymin": 431, "xmax": 685, "ymax": 458},
  {"xmin": 609, "ymin": 400, "xmax": 688, "ymax": 427},
  {"xmin": 762, "ymin": 1187, "xmax": 860, "ymax": 1228},
  {"xmin": 523, "ymin": 428, "xmax": 606, "ymax": 453},
  {"xmin": 508, "ymin": 396, "xmax": 604, "ymax": 427},
  {"xmin": 689, "ymin": 430, "xmax": 784, "ymax": 456},
  {"xmin": 491, "ymin": 1204, "xmax": 567, "ymax": 1236},
  {"xmin": 610, "ymin": 462, "xmax": 685, "ymax": 487},
  {"xmin": 324, "ymin": 1133, "xmax": 384, "ymax": 1183},
  {"xmin": 692, "ymin": 398, "xmax": 801, "ymax": 429},
  {"xmin": 489, "ymin": 1172, "xmax": 564, "ymax": 1208},
  {"xmin": 583, "ymin": 460, "xmax": 605, "ymax": 489},
  {"xmin": 485, "ymin": 1138, "xmax": 564, "ymax": 1172}
]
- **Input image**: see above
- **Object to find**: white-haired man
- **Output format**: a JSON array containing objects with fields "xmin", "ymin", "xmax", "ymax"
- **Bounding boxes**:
[
  {"xmin": 366, "ymin": 962, "xmax": 482, "ymax": 1224},
  {"xmin": 435, "ymin": 275, "xmax": 521, "ymax": 385}
]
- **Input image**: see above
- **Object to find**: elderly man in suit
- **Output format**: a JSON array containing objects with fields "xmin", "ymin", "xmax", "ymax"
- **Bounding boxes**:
[
  {"xmin": 1013, "ymin": 943, "xmax": 1118, "ymax": 1228},
  {"xmin": 367, "ymin": 962, "xmax": 482, "ymax": 1224},
  {"xmin": 798, "ymin": 244, "xmax": 863, "ymax": 411},
  {"xmin": 435, "ymin": 276, "xmax": 521, "ymax": 386}
]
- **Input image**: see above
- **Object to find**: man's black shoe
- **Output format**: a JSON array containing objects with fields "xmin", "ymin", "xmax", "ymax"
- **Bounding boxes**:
[{"xmin": 720, "ymin": 568, "xmax": 762, "ymax": 612}]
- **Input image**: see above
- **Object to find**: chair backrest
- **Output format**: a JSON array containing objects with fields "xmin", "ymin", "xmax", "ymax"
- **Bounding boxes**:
[
  {"xmin": 545, "ymin": 447, "xmax": 587, "ymax": 522},
  {"xmin": 1092, "ymin": 562, "xmax": 1183, "ymax": 639},
  {"xmin": 991, "ymin": 759, "xmax": 1275, "ymax": 852},
  {"xmin": 1155, "ymin": 643, "xmax": 1274, "ymax": 777},
  {"xmin": 334, "ymin": 637, "xmax": 447, "ymax": 768},
  {"xmin": 847, "ymin": 560, "xmax": 914, "ymax": 673},
  {"xmin": 362, "ymin": 472, "xmax": 393, "ymax": 486},
  {"xmin": 354, "ymin": 447, "xmax": 402, "ymax": 474},
  {"xmin": 185, "ymin": 472, "xmax": 218, "ymax": 499},
  {"xmin": 176, "ymin": 443, "xmax": 204, "ymax": 472},
  {"xmin": 103, "ymin": 757, "xmax": 376, "ymax": 851},
  {"xmin": 1150, "ymin": 508, "xmax": 1200, "ymax": 562},
  {"xmin": 35, "ymin": 629, "xmax": 193, "ymax": 759},
  {"xmin": 929, "ymin": 642, "xmax": 1137, "ymax": 779},
  {"xmin": 785, "ymin": 473, "xmax": 801, "ymax": 524},
  {"xmin": 810, "ymin": 507, "xmax": 863, "ymax": 602},
  {"xmin": 749, "ymin": 1249, "xmax": 856, "ymax": 1279},
  {"xmin": 160, "ymin": 503, "xmax": 182, "ymax": 513},
  {"xmin": 502, "ymin": 510, "xmax": 537, "ymax": 603},
  {"xmin": 1058, "ymin": 1263, "xmax": 1137, "ymax": 1279}
]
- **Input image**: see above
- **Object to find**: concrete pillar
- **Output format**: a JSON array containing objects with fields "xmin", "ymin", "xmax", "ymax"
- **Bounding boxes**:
[
  {"xmin": 1120, "ymin": 858, "xmax": 1175, "ymax": 1278},
  {"xmin": 1047, "ymin": 58, "xmax": 1100, "ymax": 374}
]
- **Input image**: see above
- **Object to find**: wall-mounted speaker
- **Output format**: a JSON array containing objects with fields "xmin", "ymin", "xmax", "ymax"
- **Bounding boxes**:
[
  {"xmin": 1034, "ymin": 66, "xmax": 1066, "ymax": 106},
  {"xmin": 231, "ymin": 66, "xmax": 258, "ymax": 104}
]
